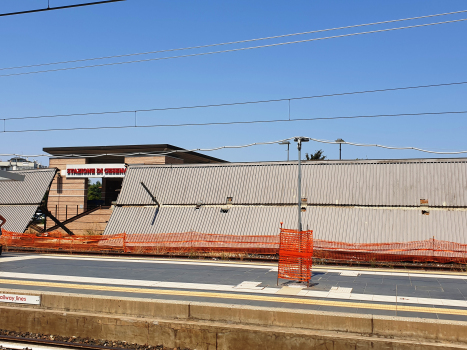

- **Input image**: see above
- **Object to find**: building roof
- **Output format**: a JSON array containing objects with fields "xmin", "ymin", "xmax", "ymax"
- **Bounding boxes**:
[
  {"xmin": 117, "ymin": 159, "xmax": 467, "ymax": 207},
  {"xmin": 43, "ymin": 144, "xmax": 227, "ymax": 164},
  {"xmin": 0, "ymin": 168, "xmax": 57, "ymax": 205}
]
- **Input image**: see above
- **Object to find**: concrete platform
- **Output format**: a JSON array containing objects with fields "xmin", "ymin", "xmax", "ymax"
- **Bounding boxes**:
[{"xmin": 1, "ymin": 252, "xmax": 467, "ymax": 321}]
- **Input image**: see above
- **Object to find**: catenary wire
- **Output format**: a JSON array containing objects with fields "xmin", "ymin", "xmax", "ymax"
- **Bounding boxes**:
[
  {"xmin": 2, "ymin": 18, "xmax": 466, "ymax": 78},
  {"xmin": 3, "ymin": 80, "xmax": 467, "ymax": 121},
  {"xmin": 5, "ymin": 133, "xmax": 467, "ymax": 159},
  {"xmin": 1, "ymin": 9, "xmax": 466, "ymax": 71},
  {"xmin": 0, "ymin": 0, "xmax": 124, "ymax": 17},
  {"xmin": 1, "ymin": 110, "xmax": 466, "ymax": 134}
]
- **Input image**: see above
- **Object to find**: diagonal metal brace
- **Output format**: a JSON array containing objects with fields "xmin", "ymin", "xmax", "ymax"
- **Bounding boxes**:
[
  {"xmin": 141, "ymin": 182, "xmax": 160, "ymax": 206},
  {"xmin": 40, "ymin": 206, "xmax": 74, "ymax": 236}
]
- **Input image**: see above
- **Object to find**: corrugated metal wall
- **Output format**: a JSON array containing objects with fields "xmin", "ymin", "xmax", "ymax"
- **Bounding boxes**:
[
  {"xmin": 104, "ymin": 206, "xmax": 467, "ymax": 244},
  {"xmin": 105, "ymin": 159, "xmax": 467, "ymax": 244},
  {"xmin": 0, "ymin": 169, "xmax": 57, "ymax": 205},
  {"xmin": 117, "ymin": 160, "xmax": 467, "ymax": 207},
  {"xmin": 0, "ymin": 205, "xmax": 38, "ymax": 233},
  {"xmin": 0, "ymin": 169, "xmax": 57, "ymax": 233}
]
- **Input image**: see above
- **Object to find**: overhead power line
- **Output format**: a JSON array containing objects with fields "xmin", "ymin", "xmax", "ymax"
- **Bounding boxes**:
[
  {"xmin": 305, "ymin": 137, "xmax": 467, "ymax": 155},
  {"xmin": 1, "ymin": 9, "xmax": 466, "ymax": 71},
  {"xmin": 0, "ymin": 0, "xmax": 125, "ymax": 17},
  {"xmin": 3, "ymin": 80, "xmax": 467, "ymax": 122},
  {"xmin": 2, "ymin": 17, "xmax": 466, "ymax": 77},
  {"xmin": 2, "ymin": 110, "xmax": 466, "ymax": 134},
  {"xmin": 5, "ymin": 134, "xmax": 467, "ymax": 159}
]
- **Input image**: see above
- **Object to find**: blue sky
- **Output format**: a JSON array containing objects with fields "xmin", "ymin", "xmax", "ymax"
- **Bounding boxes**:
[{"xmin": 0, "ymin": 0, "xmax": 466, "ymax": 165}]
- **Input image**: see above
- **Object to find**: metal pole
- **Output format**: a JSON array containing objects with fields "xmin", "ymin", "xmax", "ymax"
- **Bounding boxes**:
[
  {"xmin": 297, "ymin": 139, "xmax": 302, "ymax": 232},
  {"xmin": 287, "ymin": 143, "xmax": 290, "ymax": 161},
  {"xmin": 339, "ymin": 143, "xmax": 342, "ymax": 160}
]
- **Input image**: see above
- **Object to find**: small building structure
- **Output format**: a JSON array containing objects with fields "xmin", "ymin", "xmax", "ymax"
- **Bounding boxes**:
[
  {"xmin": 0, "ymin": 157, "xmax": 45, "ymax": 171},
  {"xmin": 43, "ymin": 144, "xmax": 226, "ymax": 235}
]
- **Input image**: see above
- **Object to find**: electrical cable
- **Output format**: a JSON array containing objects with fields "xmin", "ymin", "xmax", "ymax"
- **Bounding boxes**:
[
  {"xmin": 5, "ymin": 131, "xmax": 467, "ymax": 159},
  {"xmin": 3, "ymin": 80, "xmax": 467, "ymax": 122},
  {"xmin": 1, "ymin": 9, "xmax": 466, "ymax": 71},
  {"xmin": 0, "ymin": 0, "xmax": 125, "ymax": 17},
  {"xmin": 1, "ymin": 109, "xmax": 466, "ymax": 135},
  {"xmin": 305, "ymin": 137, "xmax": 467, "ymax": 155},
  {"xmin": 2, "ymin": 17, "xmax": 466, "ymax": 77}
]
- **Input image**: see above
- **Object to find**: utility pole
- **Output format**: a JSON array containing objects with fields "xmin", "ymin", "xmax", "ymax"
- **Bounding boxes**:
[
  {"xmin": 294, "ymin": 137, "xmax": 309, "ymax": 231},
  {"xmin": 279, "ymin": 141, "xmax": 291, "ymax": 161},
  {"xmin": 336, "ymin": 138, "xmax": 345, "ymax": 160}
]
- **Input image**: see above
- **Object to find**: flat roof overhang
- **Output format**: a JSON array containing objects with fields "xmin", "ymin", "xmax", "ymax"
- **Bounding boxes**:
[{"xmin": 43, "ymin": 144, "xmax": 227, "ymax": 164}]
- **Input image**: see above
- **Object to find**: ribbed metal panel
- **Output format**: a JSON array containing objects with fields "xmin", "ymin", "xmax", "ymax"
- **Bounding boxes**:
[
  {"xmin": 104, "ymin": 206, "xmax": 293, "ymax": 237},
  {"xmin": 117, "ymin": 160, "xmax": 467, "ymax": 207},
  {"xmin": 104, "ymin": 205, "xmax": 467, "ymax": 244},
  {"xmin": 0, "ymin": 205, "xmax": 38, "ymax": 233},
  {"xmin": 0, "ymin": 169, "xmax": 57, "ymax": 205}
]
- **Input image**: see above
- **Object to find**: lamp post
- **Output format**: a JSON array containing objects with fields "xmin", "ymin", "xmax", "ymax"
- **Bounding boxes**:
[
  {"xmin": 336, "ymin": 138, "xmax": 345, "ymax": 160},
  {"xmin": 279, "ymin": 141, "xmax": 290, "ymax": 161},
  {"xmin": 294, "ymin": 137, "xmax": 309, "ymax": 232}
]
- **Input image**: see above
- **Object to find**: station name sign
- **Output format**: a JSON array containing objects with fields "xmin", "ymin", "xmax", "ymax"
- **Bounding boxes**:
[{"xmin": 64, "ymin": 164, "xmax": 127, "ymax": 178}]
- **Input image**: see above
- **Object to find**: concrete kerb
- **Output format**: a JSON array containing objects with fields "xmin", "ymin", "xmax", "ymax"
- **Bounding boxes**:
[
  {"xmin": 0, "ymin": 306, "xmax": 466, "ymax": 350},
  {"xmin": 1, "ymin": 288, "xmax": 467, "ymax": 345}
]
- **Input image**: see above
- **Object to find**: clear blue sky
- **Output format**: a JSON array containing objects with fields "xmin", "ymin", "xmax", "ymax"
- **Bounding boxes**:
[{"xmin": 1, "ymin": 0, "xmax": 466, "ymax": 165}]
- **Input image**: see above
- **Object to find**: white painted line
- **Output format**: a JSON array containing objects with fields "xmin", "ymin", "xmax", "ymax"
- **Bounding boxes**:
[
  {"xmin": 441, "ymin": 299, "xmax": 467, "ymax": 307},
  {"xmin": 349, "ymin": 293, "xmax": 373, "ymax": 301},
  {"xmin": 235, "ymin": 281, "xmax": 262, "ymax": 289},
  {"xmin": 372, "ymin": 295, "xmax": 397, "ymax": 303},
  {"xmin": 397, "ymin": 296, "xmax": 419, "ymax": 304},
  {"xmin": 330, "ymin": 286, "xmax": 353, "ymax": 293},
  {"xmin": 328, "ymin": 292, "xmax": 352, "ymax": 299},
  {"xmin": 305, "ymin": 291, "xmax": 330, "ymax": 298},
  {"xmin": 324, "ymin": 268, "xmax": 467, "ymax": 280},
  {"xmin": 0, "ymin": 256, "xmax": 39, "ymax": 263},
  {"xmin": 339, "ymin": 271, "xmax": 359, "ymax": 277},
  {"xmin": 33, "ymin": 255, "xmax": 277, "ymax": 270}
]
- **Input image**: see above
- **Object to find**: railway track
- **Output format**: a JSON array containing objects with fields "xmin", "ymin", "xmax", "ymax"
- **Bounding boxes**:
[
  {"xmin": 0, "ymin": 334, "xmax": 185, "ymax": 350},
  {"xmin": 0, "ymin": 336, "xmax": 125, "ymax": 350}
]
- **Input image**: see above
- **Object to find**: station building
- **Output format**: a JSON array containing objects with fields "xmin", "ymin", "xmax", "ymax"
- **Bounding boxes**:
[{"xmin": 42, "ymin": 144, "xmax": 226, "ymax": 235}]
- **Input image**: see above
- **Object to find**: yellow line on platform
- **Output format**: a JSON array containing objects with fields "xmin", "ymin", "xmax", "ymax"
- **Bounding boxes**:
[{"xmin": 0, "ymin": 278, "xmax": 466, "ymax": 316}]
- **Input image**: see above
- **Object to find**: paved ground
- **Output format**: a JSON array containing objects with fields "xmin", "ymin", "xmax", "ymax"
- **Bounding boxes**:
[{"xmin": 1, "ymin": 252, "xmax": 467, "ymax": 321}]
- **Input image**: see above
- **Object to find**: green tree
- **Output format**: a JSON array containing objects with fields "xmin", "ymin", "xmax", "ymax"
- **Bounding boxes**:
[
  {"xmin": 305, "ymin": 150, "xmax": 326, "ymax": 161},
  {"xmin": 87, "ymin": 181, "xmax": 102, "ymax": 200}
]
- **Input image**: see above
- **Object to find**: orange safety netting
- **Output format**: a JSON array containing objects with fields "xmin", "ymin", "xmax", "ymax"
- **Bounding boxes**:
[
  {"xmin": 278, "ymin": 229, "xmax": 313, "ymax": 283},
  {"xmin": 0, "ymin": 230, "xmax": 125, "ymax": 252},
  {"xmin": 2, "ymin": 230, "xmax": 467, "ymax": 264}
]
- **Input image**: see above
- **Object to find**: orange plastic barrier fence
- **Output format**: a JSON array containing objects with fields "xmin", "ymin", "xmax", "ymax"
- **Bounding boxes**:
[
  {"xmin": 313, "ymin": 239, "xmax": 467, "ymax": 264},
  {"xmin": 278, "ymin": 229, "xmax": 313, "ymax": 283},
  {"xmin": 0, "ymin": 230, "xmax": 125, "ymax": 252},
  {"xmin": 2, "ymin": 230, "xmax": 467, "ymax": 264}
]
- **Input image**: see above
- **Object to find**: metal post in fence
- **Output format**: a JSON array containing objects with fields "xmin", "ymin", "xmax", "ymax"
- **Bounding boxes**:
[{"xmin": 76, "ymin": 205, "xmax": 78, "ymax": 216}]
